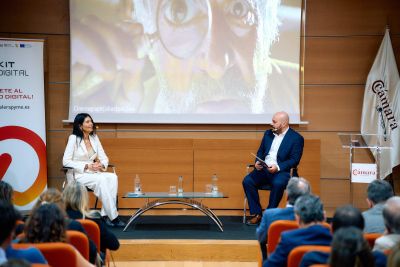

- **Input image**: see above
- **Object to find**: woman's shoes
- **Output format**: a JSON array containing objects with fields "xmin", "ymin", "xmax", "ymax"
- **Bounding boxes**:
[{"xmin": 103, "ymin": 216, "xmax": 126, "ymax": 227}]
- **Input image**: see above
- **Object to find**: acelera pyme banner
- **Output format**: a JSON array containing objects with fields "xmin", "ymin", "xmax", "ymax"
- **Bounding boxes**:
[{"xmin": 0, "ymin": 38, "xmax": 47, "ymax": 210}]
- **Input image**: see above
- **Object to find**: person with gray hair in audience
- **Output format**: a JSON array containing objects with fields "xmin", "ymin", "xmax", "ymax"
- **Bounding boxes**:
[
  {"xmin": 264, "ymin": 194, "xmax": 331, "ymax": 267},
  {"xmin": 363, "ymin": 179, "xmax": 394, "ymax": 233},
  {"xmin": 373, "ymin": 196, "xmax": 400, "ymax": 252},
  {"xmin": 256, "ymin": 177, "xmax": 311, "ymax": 260}
]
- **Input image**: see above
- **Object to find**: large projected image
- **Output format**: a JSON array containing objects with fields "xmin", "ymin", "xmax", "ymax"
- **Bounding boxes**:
[{"xmin": 69, "ymin": 0, "xmax": 302, "ymax": 123}]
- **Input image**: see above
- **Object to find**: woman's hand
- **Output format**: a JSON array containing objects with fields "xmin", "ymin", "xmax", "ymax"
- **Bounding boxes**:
[{"xmin": 92, "ymin": 161, "xmax": 103, "ymax": 172}]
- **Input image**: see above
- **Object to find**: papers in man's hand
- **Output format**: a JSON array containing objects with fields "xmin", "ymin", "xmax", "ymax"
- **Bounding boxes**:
[{"xmin": 251, "ymin": 153, "xmax": 270, "ymax": 168}]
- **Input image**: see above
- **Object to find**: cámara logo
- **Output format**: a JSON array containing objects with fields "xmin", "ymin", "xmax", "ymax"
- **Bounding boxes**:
[{"xmin": 371, "ymin": 80, "xmax": 398, "ymax": 131}]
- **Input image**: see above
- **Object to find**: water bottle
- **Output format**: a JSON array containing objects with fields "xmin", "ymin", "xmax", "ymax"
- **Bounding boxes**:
[
  {"xmin": 134, "ymin": 174, "xmax": 142, "ymax": 194},
  {"xmin": 178, "ymin": 175, "xmax": 184, "ymax": 194},
  {"xmin": 212, "ymin": 174, "xmax": 218, "ymax": 194}
]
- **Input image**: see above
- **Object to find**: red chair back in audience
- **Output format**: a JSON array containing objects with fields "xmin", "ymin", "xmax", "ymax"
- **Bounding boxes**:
[
  {"xmin": 66, "ymin": 230, "xmax": 89, "ymax": 260},
  {"xmin": 267, "ymin": 220, "xmax": 299, "ymax": 255},
  {"xmin": 77, "ymin": 219, "xmax": 101, "ymax": 252},
  {"xmin": 13, "ymin": 242, "xmax": 77, "ymax": 267},
  {"xmin": 364, "ymin": 233, "xmax": 382, "ymax": 249},
  {"xmin": 288, "ymin": 245, "xmax": 331, "ymax": 267}
]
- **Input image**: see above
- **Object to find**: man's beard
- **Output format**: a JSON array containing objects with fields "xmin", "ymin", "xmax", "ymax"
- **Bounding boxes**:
[{"xmin": 153, "ymin": 66, "xmax": 259, "ymax": 114}]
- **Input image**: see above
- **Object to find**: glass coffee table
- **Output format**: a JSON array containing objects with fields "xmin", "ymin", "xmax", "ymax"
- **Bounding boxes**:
[{"xmin": 122, "ymin": 192, "xmax": 228, "ymax": 232}]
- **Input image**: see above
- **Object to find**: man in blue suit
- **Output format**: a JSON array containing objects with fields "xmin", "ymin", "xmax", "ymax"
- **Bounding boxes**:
[
  {"xmin": 256, "ymin": 177, "xmax": 311, "ymax": 260},
  {"xmin": 264, "ymin": 194, "xmax": 332, "ymax": 267},
  {"xmin": 243, "ymin": 111, "xmax": 304, "ymax": 225}
]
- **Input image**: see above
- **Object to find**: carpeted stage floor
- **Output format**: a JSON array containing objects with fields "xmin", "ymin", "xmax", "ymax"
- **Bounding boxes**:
[{"xmin": 109, "ymin": 216, "xmax": 257, "ymax": 240}]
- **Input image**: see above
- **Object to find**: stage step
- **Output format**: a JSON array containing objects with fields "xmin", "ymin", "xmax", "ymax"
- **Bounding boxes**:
[{"xmin": 113, "ymin": 239, "xmax": 260, "ymax": 262}]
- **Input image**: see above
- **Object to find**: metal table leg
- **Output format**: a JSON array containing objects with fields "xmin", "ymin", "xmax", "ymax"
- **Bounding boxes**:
[{"xmin": 123, "ymin": 198, "xmax": 224, "ymax": 232}]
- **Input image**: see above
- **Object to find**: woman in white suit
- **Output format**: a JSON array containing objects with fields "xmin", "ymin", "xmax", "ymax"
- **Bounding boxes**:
[{"xmin": 63, "ymin": 113, "xmax": 125, "ymax": 227}]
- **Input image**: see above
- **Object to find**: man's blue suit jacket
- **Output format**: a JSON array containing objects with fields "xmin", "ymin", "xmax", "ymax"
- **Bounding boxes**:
[
  {"xmin": 264, "ymin": 224, "xmax": 332, "ymax": 267},
  {"xmin": 256, "ymin": 128, "xmax": 304, "ymax": 174},
  {"xmin": 256, "ymin": 206, "xmax": 295, "ymax": 244}
]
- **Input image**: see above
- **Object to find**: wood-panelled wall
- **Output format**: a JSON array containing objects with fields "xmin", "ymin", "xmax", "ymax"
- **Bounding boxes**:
[
  {"xmin": 1, "ymin": 0, "xmax": 399, "ymax": 214},
  {"xmin": 99, "ymin": 138, "xmax": 320, "ymax": 210}
]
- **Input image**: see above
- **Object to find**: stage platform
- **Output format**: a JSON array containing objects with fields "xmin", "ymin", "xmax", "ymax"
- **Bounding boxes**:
[{"xmin": 110, "ymin": 216, "xmax": 260, "ymax": 262}]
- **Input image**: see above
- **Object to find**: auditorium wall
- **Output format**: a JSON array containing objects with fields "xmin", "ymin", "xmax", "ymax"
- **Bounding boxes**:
[{"xmin": 1, "ymin": 0, "xmax": 399, "ymax": 214}]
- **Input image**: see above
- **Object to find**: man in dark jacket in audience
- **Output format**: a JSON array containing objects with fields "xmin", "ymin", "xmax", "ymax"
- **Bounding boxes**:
[
  {"xmin": 264, "ymin": 194, "xmax": 331, "ymax": 267},
  {"xmin": 256, "ymin": 177, "xmax": 311, "ymax": 260}
]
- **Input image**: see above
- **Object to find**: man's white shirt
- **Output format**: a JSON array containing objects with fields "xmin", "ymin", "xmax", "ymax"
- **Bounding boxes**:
[{"xmin": 265, "ymin": 128, "xmax": 289, "ymax": 171}]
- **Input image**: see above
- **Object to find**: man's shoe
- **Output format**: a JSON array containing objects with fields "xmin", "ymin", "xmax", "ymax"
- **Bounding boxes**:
[
  {"xmin": 112, "ymin": 217, "xmax": 127, "ymax": 227},
  {"xmin": 246, "ymin": 214, "xmax": 262, "ymax": 225}
]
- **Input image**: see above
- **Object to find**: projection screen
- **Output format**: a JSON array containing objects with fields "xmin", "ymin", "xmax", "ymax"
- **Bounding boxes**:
[{"xmin": 69, "ymin": 0, "xmax": 302, "ymax": 124}]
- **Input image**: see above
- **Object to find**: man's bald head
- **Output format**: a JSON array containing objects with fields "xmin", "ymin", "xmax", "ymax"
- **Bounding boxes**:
[{"xmin": 271, "ymin": 111, "xmax": 289, "ymax": 134}]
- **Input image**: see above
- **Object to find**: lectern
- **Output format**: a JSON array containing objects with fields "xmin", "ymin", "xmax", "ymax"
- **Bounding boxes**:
[{"xmin": 338, "ymin": 133, "xmax": 391, "ymax": 202}]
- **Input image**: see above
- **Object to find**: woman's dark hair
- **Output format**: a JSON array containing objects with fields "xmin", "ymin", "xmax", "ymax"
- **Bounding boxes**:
[
  {"xmin": 329, "ymin": 226, "xmax": 374, "ymax": 267},
  {"xmin": 24, "ymin": 202, "xmax": 66, "ymax": 243},
  {"xmin": 72, "ymin": 113, "xmax": 96, "ymax": 140},
  {"xmin": 0, "ymin": 181, "xmax": 13, "ymax": 204}
]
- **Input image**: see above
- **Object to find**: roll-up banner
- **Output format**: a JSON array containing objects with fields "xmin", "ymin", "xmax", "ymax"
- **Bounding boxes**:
[{"xmin": 0, "ymin": 38, "xmax": 47, "ymax": 211}]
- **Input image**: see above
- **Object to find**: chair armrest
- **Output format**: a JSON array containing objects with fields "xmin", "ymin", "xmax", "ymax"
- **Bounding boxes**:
[
  {"xmin": 290, "ymin": 167, "xmax": 297, "ymax": 177},
  {"xmin": 61, "ymin": 166, "xmax": 73, "ymax": 173},
  {"xmin": 246, "ymin": 164, "xmax": 255, "ymax": 174}
]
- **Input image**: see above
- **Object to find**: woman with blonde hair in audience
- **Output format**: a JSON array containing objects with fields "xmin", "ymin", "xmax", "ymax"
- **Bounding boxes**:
[
  {"xmin": 63, "ymin": 181, "xmax": 119, "ymax": 256},
  {"xmin": 33, "ymin": 188, "xmax": 99, "ymax": 265},
  {"xmin": 23, "ymin": 202, "xmax": 94, "ymax": 267}
]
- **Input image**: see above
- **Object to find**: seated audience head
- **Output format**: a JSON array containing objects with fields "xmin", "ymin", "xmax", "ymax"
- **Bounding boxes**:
[
  {"xmin": 329, "ymin": 226, "xmax": 374, "ymax": 267},
  {"xmin": 332, "ymin": 204, "xmax": 364, "ymax": 232},
  {"xmin": 293, "ymin": 194, "xmax": 324, "ymax": 226},
  {"xmin": 25, "ymin": 203, "xmax": 66, "ymax": 243},
  {"xmin": 33, "ymin": 188, "xmax": 65, "ymax": 212},
  {"xmin": 286, "ymin": 177, "xmax": 311, "ymax": 205},
  {"xmin": 383, "ymin": 196, "xmax": 400, "ymax": 234},
  {"xmin": 63, "ymin": 181, "xmax": 96, "ymax": 218},
  {"xmin": 0, "ymin": 200, "xmax": 19, "ymax": 248},
  {"xmin": 0, "ymin": 181, "xmax": 14, "ymax": 204},
  {"xmin": 366, "ymin": 179, "xmax": 393, "ymax": 207}
]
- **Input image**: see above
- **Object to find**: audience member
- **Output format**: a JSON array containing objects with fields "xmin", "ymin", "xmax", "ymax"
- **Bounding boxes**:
[
  {"xmin": 300, "ymin": 205, "xmax": 386, "ymax": 267},
  {"xmin": 23, "ymin": 202, "xmax": 94, "ymax": 267},
  {"xmin": 363, "ymin": 179, "xmax": 394, "ymax": 233},
  {"xmin": 33, "ymin": 188, "xmax": 98, "ymax": 264},
  {"xmin": 329, "ymin": 226, "xmax": 374, "ymax": 267},
  {"xmin": 63, "ymin": 181, "xmax": 120, "ymax": 254},
  {"xmin": 0, "ymin": 181, "xmax": 24, "ymax": 235},
  {"xmin": 0, "ymin": 200, "xmax": 18, "ymax": 265},
  {"xmin": 264, "ymin": 194, "xmax": 331, "ymax": 267},
  {"xmin": 373, "ymin": 196, "xmax": 400, "ymax": 252},
  {"xmin": 256, "ymin": 177, "xmax": 310, "ymax": 260},
  {"xmin": 0, "ymin": 181, "xmax": 13, "ymax": 204},
  {"xmin": 0, "ymin": 200, "xmax": 46, "ymax": 265}
]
